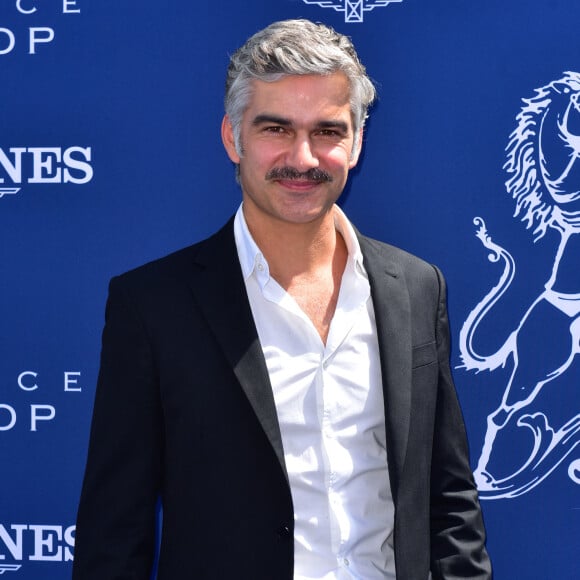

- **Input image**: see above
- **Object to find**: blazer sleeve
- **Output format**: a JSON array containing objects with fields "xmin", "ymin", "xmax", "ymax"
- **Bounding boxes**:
[
  {"xmin": 429, "ymin": 266, "xmax": 492, "ymax": 579},
  {"xmin": 73, "ymin": 276, "xmax": 162, "ymax": 580}
]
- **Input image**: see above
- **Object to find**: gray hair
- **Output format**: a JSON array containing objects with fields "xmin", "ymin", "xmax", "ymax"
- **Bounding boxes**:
[{"xmin": 224, "ymin": 19, "xmax": 377, "ymax": 156}]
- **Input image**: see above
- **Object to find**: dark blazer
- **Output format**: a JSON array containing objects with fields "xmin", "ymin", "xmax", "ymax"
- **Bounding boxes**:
[{"xmin": 73, "ymin": 218, "xmax": 491, "ymax": 579}]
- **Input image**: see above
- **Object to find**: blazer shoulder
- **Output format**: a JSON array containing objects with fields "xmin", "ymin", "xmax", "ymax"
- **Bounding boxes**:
[
  {"xmin": 358, "ymin": 233, "xmax": 443, "ymax": 285},
  {"xmin": 111, "ymin": 218, "xmax": 236, "ymax": 292}
]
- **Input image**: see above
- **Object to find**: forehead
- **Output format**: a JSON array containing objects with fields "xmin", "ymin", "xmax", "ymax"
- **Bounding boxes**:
[{"xmin": 244, "ymin": 73, "xmax": 353, "ymax": 124}]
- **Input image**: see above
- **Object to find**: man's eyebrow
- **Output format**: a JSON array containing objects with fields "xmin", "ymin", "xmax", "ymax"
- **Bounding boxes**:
[
  {"xmin": 252, "ymin": 114, "xmax": 291, "ymax": 127},
  {"xmin": 251, "ymin": 115, "xmax": 349, "ymax": 133}
]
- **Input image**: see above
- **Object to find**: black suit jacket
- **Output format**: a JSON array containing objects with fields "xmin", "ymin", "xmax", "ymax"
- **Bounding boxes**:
[{"xmin": 73, "ymin": 219, "xmax": 491, "ymax": 579}]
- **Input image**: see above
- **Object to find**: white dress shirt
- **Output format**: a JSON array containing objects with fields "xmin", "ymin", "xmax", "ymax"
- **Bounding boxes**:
[{"xmin": 234, "ymin": 205, "xmax": 396, "ymax": 580}]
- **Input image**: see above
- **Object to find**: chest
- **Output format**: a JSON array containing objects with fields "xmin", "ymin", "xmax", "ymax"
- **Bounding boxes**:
[{"xmin": 287, "ymin": 279, "xmax": 340, "ymax": 343}]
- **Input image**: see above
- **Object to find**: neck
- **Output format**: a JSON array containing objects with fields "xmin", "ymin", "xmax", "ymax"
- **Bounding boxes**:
[
  {"xmin": 242, "ymin": 205, "xmax": 349, "ymax": 343},
  {"xmin": 244, "ymin": 208, "xmax": 343, "ymax": 280}
]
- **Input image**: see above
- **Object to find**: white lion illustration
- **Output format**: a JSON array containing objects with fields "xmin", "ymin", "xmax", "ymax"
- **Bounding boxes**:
[{"xmin": 459, "ymin": 72, "xmax": 580, "ymax": 498}]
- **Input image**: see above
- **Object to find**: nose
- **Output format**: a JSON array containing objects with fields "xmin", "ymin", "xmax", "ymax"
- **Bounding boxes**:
[{"xmin": 286, "ymin": 135, "xmax": 319, "ymax": 170}]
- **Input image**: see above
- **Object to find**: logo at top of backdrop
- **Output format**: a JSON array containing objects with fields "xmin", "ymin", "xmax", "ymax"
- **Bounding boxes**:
[
  {"xmin": 459, "ymin": 72, "xmax": 580, "ymax": 499},
  {"xmin": 302, "ymin": 0, "xmax": 403, "ymax": 23}
]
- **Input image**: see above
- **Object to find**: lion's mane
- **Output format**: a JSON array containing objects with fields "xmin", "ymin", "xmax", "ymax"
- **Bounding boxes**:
[{"xmin": 504, "ymin": 71, "xmax": 580, "ymax": 239}]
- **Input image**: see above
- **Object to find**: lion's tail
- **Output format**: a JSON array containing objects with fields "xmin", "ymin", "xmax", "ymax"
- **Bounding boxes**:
[{"xmin": 457, "ymin": 217, "xmax": 516, "ymax": 372}]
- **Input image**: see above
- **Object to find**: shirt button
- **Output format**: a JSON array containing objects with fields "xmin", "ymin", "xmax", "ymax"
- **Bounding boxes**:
[
  {"xmin": 257, "ymin": 263, "xmax": 264, "ymax": 272},
  {"xmin": 276, "ymin": 525, "xmax": 291, "ymax": 541},
  {"xmin": 343, "ymin": 558, "xmax": 350, "ymax": 567}
]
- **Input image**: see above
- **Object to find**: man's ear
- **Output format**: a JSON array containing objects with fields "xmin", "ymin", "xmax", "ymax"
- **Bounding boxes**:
[
  {"xmin": 349, "ymin": 128, "xmax": 364, "ymax": 169},
  {"xmin": 221, "ymin": 115, "xmax": 241, "ymax": 164}
]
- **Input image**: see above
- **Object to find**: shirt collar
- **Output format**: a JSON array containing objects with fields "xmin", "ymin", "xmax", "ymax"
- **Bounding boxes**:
[{"xmin": 233, "ymin": 203, "xmax": 367, "ymax": 288}]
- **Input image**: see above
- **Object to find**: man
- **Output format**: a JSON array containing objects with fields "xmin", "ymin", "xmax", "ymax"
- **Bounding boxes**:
[{"xmin": 73, "ymin": 19, "xmax": 491, "ymax": 579}]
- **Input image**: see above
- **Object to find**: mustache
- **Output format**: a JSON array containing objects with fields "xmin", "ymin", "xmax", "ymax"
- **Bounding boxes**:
[{"xmin": 265, "ymin": 167, "xmax": 333, "ymax": 183}]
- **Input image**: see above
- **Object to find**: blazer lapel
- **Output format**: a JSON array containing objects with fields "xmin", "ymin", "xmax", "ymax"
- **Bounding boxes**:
[
  {"xmin": 184, "ymin": 219, "xmax": 288, "ymax": 481},
  {"xmin": 359, "ymin": 235, "xmax": 412, "ymax": 501}
]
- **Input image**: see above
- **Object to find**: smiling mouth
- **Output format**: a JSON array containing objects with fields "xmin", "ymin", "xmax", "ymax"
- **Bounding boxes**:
[{"xmin": 265, "ymin": 167, "xmax": 333, "ymax": 184}]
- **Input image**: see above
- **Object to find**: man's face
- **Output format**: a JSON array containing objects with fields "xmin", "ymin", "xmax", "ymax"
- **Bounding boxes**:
[{"xmin": 222, "ymin": 72, "xmax": 362, "ymax": 230}]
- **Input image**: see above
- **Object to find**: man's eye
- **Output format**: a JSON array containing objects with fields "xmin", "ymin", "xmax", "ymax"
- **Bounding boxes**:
[
  {"xmin": 317, "ymin": 129, "xmax": 340, "ymax": 137},
  {"xmin": 264, "ymin": 126, "xmax": 285, "ymax": 133}
]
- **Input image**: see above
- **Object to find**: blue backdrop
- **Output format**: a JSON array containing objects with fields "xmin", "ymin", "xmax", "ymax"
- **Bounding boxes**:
[{"xmin": 1, "ymin": 1, "xmax": 578, "ymax": 578}]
